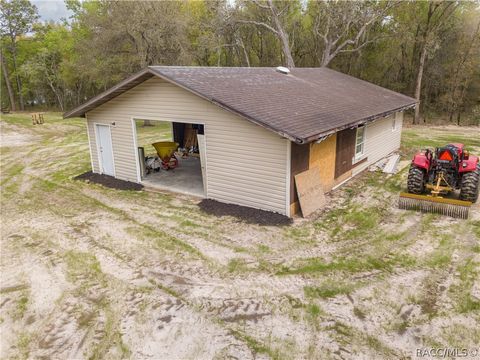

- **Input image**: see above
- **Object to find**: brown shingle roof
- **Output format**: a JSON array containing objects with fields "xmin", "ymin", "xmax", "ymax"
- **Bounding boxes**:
[{"xmin": 64, "ymin": 66, "xmax": 416, "ymax": 143}]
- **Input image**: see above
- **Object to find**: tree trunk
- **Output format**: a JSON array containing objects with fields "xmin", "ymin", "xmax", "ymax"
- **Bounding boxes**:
[
  {"xmin": 143, "ymin": 120, "xmax": 153, "ymax": 126},
  {"xmin": 267, "ymin": 0, "xmax": 295, "ymax": 68},
  {"xmin": 320, "ymin": 42, "xmax": 333, "ymax": 67},
  {"xmin": 11, "ymin": 50, "xmax": 24, "ymax": 110},
  {"xmin": 48, "ymin": 82, "xmax": 64, "ymax": 111},
  {"xmin": 0, "ymin": 51, "xmax": 16, "ymax": 111},
  {"xmin": 413, "ymin": 42, "xmax": 427, "ymax": 124}
]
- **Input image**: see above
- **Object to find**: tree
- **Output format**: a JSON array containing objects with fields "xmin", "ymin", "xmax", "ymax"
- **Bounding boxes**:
[
  {"xmin": 235, "ymin": 0, "xmax": 297, "ymax": 67},
  {"xmin": 412, "ymin": 1, "xmax": 458, "ymax": 124},
  {"xmin": 308, "ymin": 1, "xmax": 395, "ymax": 67},
  {"xmin": 1, "ymin": 47, "xmax": 15, "ymax": 109},
  {"xmin": 444, "ymin": 10, "xmax": 480, "ymax": 124},
  {"xmin": 2, "ymin": 0, "xmax": 479, "ymax": 124},
  {"xmin": 0, "ymin": 0, "xmax": 39, "ymax": 110}
]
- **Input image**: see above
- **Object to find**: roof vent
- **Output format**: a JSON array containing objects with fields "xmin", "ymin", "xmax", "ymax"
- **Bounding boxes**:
[{"xmin": 276, "ymin": 66, "xmax": 290, "ymax": 74}]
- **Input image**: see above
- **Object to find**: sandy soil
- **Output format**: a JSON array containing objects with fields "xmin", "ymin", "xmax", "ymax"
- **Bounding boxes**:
[{"xmin": 1, "ymin": 116, "xmax": 479, "ymax": 359}]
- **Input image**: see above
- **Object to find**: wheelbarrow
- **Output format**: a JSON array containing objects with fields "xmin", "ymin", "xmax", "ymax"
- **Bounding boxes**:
[{"xmin": 152, "ymin": 142, "xmax": 179, "ymax": 170}]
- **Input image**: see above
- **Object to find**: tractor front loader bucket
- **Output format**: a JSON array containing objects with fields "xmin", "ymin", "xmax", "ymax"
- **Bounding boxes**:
[{"xmin": 398, "ymin": 193, "xmax": 471, "ymax": 219}]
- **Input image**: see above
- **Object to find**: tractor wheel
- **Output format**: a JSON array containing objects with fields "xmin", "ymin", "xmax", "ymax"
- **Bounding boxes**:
[
  {"xmin": 460, "ymin": 165, "xmax": 480, "ymax": 203},
  {"xmin": 407, "ymin": 166, "xmax": 425, "ymax": 194}
]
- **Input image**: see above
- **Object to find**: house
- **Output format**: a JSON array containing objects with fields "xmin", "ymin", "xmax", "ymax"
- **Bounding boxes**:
[{"xmin": 64, "ymin": 66, "xmax": 416, "ymax": 217}]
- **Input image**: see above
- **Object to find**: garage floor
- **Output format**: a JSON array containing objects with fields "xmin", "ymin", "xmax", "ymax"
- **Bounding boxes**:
[{"xmin": 142, "ymin": 155, "xmax": 204, "ymax": 197}]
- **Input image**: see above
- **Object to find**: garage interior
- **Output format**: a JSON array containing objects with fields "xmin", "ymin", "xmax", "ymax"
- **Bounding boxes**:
[{"xmin": 134, "ymin": 119, "xmax": 205, "ymax": 197}]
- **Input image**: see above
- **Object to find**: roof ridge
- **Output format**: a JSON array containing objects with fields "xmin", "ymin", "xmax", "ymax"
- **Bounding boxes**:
[{"xmin": 65, "ymin": 66, "xmax": 417, "ymax": 144}]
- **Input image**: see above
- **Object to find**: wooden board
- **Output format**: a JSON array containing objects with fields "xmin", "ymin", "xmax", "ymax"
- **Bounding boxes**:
[
  {"xmin": 294, "ymin": 167, "xmax": 326, "ymax": 217},
  {"xmin": 309, "ymin": 134, "xmax": 337, "ymax": 191},
  {"xmin": 383, "ymin": 154, "xmax": 400, "ymax": 174}
]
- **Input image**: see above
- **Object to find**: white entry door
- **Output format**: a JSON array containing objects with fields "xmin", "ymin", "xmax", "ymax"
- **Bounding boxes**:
[{"xmin": 96, "ymin": 124, "xmax": 115, "ymax": 176}]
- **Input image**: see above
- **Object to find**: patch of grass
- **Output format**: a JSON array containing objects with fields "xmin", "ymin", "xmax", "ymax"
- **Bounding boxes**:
[
  {"xmin": 229, "ymin": 330, "xmax": 286, "ymax": 360},
  {"xmin": 304, "ymin": 302, "xmax": 324, "ymax": 329},
  {"xmin": 453, "ymin": 258, "xmax": 480, "ymax": 313},
  {"xmin": 305, "ymin": 303, "xmax": 323, "ymax": 318},
  {"xmin": 315, "ymin": 204, "xmax": 387, "ymax": 241},
  {"xmin": 344, "ymin": 208, "xmax": 379, "ymax": 230},
  {"xmin": 313, "ymin": 206, "xmax": 349, "ymax": 236},
  {"xmin": 284, "ymin": 225, "xmax": 313, "ymax": 243},
  {"xmin": 127, "ymin": 221, "xmax": 205, "ymax": 260},
  {"xmin": 413, "ymin": 275, "xmax": 441, "ymax": 318},
  {"xmin": 17, "ymin": 296, "xmax": 29, "ymax": 316},
  {"xmin": 364, "ymin": 334, "xmax": 393, "ymax": 354},
  {"xmin": 440, "ymin": 323, "xmax": 480, "ymax": 348},
  {"xmin": 353, "ymin": 306, "xmax": 367, "ymax": 320},
  {"xmin": 326, "ymin": 321, "xmax": 354, "ymax": 338},
  {"xmin": 88, "ymin": 309, "xmax": 131, "ymax": 360},
  {"xmin": 77, "ymin": 310, "xmax": 97, "ymax": 328},
  {"xmin": 16, "ymin": 332, "xmax": 31, "ymax": 360},
  {"xmin": 0, "ymin": 163, "xmax": 25, "ymax": 197},
  {"xmin": 284, "ymin": 294, "xmax": 303, "ymax": 309},
  {"xmin": 401, "ymin": 129, "xmax": 480, "ymax": 157},
  {"xmin": 227, "ymin": 258, "xmax": 248, "ymax": 273},
  {"xmin": 0, "ymin": 284, "xmax": 29, "ymax": 294},
  {"xmin": 257, "ymin": 244, "xmax": 270, "ymax": 253},
  {"xmin": 470, "ymin": 220, "xmax": 480, "ymax": 239},
  {"xmin": 279, "ymin": 252, "xmax": 416, "ymax": 276},
  {"xmin": 179, "ymin": 219, "xmax": 202, "ymax": 228},
  {"xmin": 64, "ymin": 251, "xmax": 103, "ymax": 284},
  {"xmin": 425, "ymin": 233, "xmax": 454, "ymax": 268},
  {"xmin": 304, "ymin": 281, "xmax": 354, "ymax": 299},
  {"xmin": 458, "ymin": 296, "xmax": 480, "ymax": 313}
]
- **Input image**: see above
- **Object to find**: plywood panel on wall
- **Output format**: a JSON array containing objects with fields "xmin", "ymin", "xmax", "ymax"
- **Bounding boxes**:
[{"xmin": 309, "ymin": 134, "xmax": 337, "ymax": 192}]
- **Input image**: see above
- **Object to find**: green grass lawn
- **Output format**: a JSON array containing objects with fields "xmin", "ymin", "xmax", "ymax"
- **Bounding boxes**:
[{"xmin": 134, "ymin": 120, "xmax": 173, "ymax": 156}]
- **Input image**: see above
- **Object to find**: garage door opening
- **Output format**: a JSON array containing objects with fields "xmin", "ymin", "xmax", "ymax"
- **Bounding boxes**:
[{"xmin": 133, "ymin": 119, "xmax": 206, "ymax": 197}]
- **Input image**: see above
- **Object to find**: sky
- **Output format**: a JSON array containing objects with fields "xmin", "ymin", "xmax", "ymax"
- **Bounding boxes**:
[{"xmin": 31, "ymin": 0, "xmax": 73, "ymax": 22}]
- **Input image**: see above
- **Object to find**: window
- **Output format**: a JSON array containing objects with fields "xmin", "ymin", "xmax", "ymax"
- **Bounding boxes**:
[
  {"xmin": 392, "ymin": 117, "xmax": 397, "ymax": 131},
  {"xmin": 355, "ymin": 126, "xmax": 365, "ymax": 159}
]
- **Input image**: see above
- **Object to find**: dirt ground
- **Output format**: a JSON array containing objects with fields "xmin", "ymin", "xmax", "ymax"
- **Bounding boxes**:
[{"xmin": 1, "ymin": 114, "xmax": 479, "ymax": 360}]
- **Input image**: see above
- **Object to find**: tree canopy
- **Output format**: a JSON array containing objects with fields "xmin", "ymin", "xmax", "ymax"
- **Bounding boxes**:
[{"xmin": 1, "ymin": 0, "xmax": 479, "ymax": 124}]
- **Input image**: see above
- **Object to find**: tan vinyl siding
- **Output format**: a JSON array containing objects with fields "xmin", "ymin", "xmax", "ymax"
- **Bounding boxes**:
[
  {"xmin": 352, "ymin": 112, "xmax": 403, "ymax": 175},
  {"xmin": 86, "ymin": 77, "xmax": 288, "ymax": 214},
  {"xmin": 86, "ymin": 117, "xmax": 99, "ymax": 173}
]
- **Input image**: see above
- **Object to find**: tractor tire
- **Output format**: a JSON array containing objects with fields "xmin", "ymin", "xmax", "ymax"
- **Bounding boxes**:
[
  {"xmin": 460, "ymin": 165, "xmax": 480, "ymax": 203},
  {"xmin": 407, "ymin": 166, "xmax": 425, "ymax": 194}
]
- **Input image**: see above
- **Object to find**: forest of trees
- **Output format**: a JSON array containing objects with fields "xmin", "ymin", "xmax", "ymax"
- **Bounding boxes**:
[{"xmin": 1, "ymin": 0, "xmax": 479, "ymax": 124}]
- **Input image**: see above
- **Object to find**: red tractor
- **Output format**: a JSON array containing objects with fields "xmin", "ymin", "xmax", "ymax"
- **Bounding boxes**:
[{"xmin": 399, "ymin": 143, "xmax": 479, "ymax": 218}]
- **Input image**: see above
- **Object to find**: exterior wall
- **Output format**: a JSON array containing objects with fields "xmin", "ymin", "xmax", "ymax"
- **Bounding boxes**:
[
  {"xmin": 86, "ymin": 77, "xmax": 289, "ymax": 215},
  {"xmin": 309, "ymin": 134, "xmax": 337, "ymax": 192},
  {"xmin": 352, "ymin": 112, "xmax": 403, "ymax": 176},
  {"xmin": 289, "ymin": 112, "xmax": 403, "ymax": 215}
]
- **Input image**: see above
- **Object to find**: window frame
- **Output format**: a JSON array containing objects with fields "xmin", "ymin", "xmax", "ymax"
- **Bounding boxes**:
[
  {"xmin": 392, "ymin": 117, "xmax": 397, "ymax": 131},
  {"xmin": 354, "ymin": 125, "xmax": 366, "ymax": 161}
]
